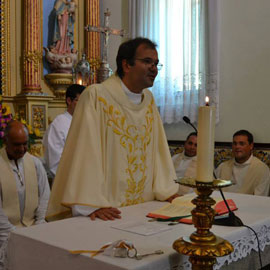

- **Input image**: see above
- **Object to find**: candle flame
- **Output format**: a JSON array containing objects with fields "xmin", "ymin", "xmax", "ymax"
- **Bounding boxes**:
[
  {"xmin": 78, "ymin": 79, "xmax": 82, "ymax": 85},
  {"xmin": 205, "ymin": 96, "xmax": 209, "ymax": 103}
]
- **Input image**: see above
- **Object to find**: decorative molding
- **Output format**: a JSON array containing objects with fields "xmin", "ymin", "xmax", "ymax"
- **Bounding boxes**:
[
  {"xmin": 85, "ymin": 0, "xmax": 101, "ymax": 83},
  {"xmin": 87, "ymin": 57, "xmax": 101, "ymax": 69},
  {"xmin": 23, "ymin": 50, "xmax": 43, "ymax": 72},
  {"xmin": 23, "ymin": 0, "xmax": 42, "ymax": 93},
  {"xmin": 0, "ymin": 0, "xmax": 11, "ymax": 96},
  {"xmin": 44, "ymin": 73, "xmax": 73, "ymax": 99},
  {"xmin": 17, "ymin": 104, "xmax": 27, "ymax": 121},
  {"xmin": 31, "ymin": 104, "xmax": 46, "ymax": 131}
]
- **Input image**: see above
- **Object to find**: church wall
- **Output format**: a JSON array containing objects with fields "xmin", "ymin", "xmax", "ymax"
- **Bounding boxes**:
[
  {"xmin": 100, "ymin": 0, "xmax": 128, "ymax": 72},
  {"xmin": 107, "ymin": 0, "xmax": 270, "ymax": 143},
  {"xmin": 216, "ymin": 0, "xmax": 270, "ymax": 143}
]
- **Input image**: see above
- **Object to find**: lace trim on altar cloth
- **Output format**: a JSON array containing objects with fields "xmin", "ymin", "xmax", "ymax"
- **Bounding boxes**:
[
  {"xmin": 215, "ymin": 224, "xmax": 270, "ymax": 269},
  {"xmin": 170, "ymin": 224, "xmax": 270, "ymax": 270}
]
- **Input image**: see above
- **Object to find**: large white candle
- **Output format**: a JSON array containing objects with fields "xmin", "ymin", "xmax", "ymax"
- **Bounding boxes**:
[{"xmin": 196, "ymin": 101, "xmax": 216, "ymax": 182}]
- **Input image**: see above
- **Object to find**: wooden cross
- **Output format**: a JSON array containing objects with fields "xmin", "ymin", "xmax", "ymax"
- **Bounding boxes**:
[{"xmin": 85, "ymin": 9, "xmax": 124, "ymax": 63}]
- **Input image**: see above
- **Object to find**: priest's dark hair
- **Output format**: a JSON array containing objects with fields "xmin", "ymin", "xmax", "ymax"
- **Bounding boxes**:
[
  {"xmin": 233, "ymin": 129, "xmax": 254, "ymax": 144},
  {"xmin": 116, "ymin": 37, "xmax": 157, "ymax": 79},
  {"xmin": 65, "ymin": 84, "xmax": 86, "ymax": 105}
]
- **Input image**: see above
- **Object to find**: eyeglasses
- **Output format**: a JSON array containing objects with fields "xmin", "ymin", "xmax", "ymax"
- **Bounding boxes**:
[{"xmin": 135, "ymin": 58, "xmax": 163, "ymax": 70}]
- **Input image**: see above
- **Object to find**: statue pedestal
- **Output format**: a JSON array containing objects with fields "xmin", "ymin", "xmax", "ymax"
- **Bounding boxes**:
[
  {"xmin": 14, "ymin": 93, "xmax": 53, "ymax": 135},
  {"xmin": 45, "ymin": 73, "xmax": 73, "ymax": 99}
]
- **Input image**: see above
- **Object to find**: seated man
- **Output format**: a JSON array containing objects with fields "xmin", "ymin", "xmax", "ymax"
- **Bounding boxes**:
[
  {"xmin": 172, "ymin": 132, "xmax": 197, "ymax": 195},
  {"xmin": 0, "ymin": 120, "xmax": 50, "ymax": 267},
  {"xmin": 43, "ymin": 84, "xmax": 85, "ymax": 179},
  {"xmin": 215, "ymin": 129, "xmax": 270, "ymax": 196}
]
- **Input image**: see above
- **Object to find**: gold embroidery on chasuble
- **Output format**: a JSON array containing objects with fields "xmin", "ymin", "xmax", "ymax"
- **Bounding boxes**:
[{"xmin": 98, "ymin": 97, "xmax": 154, "ymax": 206}]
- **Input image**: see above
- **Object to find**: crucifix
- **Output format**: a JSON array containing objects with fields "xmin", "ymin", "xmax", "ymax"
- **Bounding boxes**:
[{"xmin": 85, "ymin": 8, "xmax": 124, "ymax": 64}]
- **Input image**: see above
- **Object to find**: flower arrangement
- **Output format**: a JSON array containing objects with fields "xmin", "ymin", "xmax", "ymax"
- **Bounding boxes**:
[{"xmin": 0, "ymin": 96, "xmax": 41, "ymax": 148}]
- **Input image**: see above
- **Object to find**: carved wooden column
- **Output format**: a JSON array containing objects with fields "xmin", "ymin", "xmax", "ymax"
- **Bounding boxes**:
[
  {"xmin": 85, "ymin": 0, "xmax": 101, "ymax": 83},
  {"xmin": 22, "ymin": 0, "xmax": 42, "ymax": 93},
  {"xmin": 14, "ymin": 0, "xmax": 53, "ymax": 146}
]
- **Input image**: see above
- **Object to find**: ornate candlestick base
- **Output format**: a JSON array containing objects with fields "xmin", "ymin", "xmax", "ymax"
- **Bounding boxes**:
[{"xmin": 173, "ymin": 178, "xmax": 234, "ymax": 270}]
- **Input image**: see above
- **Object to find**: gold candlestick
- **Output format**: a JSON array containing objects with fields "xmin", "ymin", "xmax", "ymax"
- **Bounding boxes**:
[{"xmin": 173, "ymin": 178, "xmax": 234, "ymax": 270}]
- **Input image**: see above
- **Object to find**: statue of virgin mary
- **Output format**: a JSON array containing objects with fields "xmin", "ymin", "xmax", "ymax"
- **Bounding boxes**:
[{"xmin": 53, "ymin": 0, "xmax": 75, "ymax": 55}]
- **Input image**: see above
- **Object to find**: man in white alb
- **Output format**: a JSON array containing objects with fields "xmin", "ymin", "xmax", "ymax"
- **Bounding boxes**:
[
  {"xmin": 47, "ymin": 37, "xmax": 179, "ymax": 222},
  {"xmin": 215, "ymin": 129, "xmax": 270, "ymax": 196},
  {"xmin": 172, "ymin": 132, "xmax": 197, "ymax": 195},
  {"xmin": 43, "ymin": 84, "xmax": 85, "ymax": 179},
  {"xmin": 0, "ymin": 121, "xmax": 50, "ymax": 268}
]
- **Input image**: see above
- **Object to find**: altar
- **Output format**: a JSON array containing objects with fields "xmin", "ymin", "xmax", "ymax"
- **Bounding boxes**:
[{"xmin": 7, "ymin": 192, "xmax": 270, "ymax": 270}]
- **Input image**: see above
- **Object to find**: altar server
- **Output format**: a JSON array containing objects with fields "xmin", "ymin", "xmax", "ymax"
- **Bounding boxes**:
[
  {"xmin": 215, "ymin": 130, "xmax": 270, "ymax": 196},
  {"xmin": 43, "ymin": 84, "xmax": 85, "ymax": 179},
  {"xmin": 47, "ymin": 37, "xmax": 178, "ymax": 221},
  {"xmin": 0, "ymin": 121, "xmax": 50, "ymax": 268}
]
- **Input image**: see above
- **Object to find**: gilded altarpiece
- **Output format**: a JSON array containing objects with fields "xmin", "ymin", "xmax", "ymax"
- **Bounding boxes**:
[
  {"xmin": 0, "ymin": 0, "xmax": 11, "ymax": 97},
  {"xmin": 0, "ymin": 0, "xmax": 101, "ymax": 156}
]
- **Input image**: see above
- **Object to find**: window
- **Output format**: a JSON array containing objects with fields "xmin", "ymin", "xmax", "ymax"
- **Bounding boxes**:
[{"xmin": 129, "ymin": 0, "xmax": 219, "ymax": 124}]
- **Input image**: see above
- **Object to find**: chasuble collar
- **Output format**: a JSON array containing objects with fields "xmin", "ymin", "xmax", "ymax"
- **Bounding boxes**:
[
  {"xmin": 121, "ymin": 80, "xmax": 143, "ymax": 105},
  {"xmin": 102, "ymin": 75, "xmax": 152, "ymax": 111}
]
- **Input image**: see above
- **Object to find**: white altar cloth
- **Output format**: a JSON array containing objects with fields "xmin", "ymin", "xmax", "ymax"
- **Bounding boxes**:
[{"xmin": 7, "ymin": 192, "xmax": 270, "ymax": 270}]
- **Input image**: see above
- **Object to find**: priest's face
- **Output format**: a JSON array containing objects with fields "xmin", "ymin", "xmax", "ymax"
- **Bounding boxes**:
[
  {"xmin": 184, "ymin": 135, "xmax": 197, "ymax": 157},
  {"xmin": 123, "ymin": 44, "xmax": 159, "ymax": 93},
  {"xmin": 232, "ymin": 135, "xmax": 253, "ymax": 163},
  {"xmin": 5, "ymin": 127, "xmax": 28, "ymax": 161}
]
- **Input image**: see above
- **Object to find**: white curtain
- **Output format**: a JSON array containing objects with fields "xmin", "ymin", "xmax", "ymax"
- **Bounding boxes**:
[{"xmin": 129, "ymin": 0, "xmax": 219, "ymax": 124}]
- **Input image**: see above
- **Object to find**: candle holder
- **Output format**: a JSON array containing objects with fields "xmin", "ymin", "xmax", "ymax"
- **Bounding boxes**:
[{"xmin": 173, "ymin": 177, "xmax": 234, "ymax": 270}]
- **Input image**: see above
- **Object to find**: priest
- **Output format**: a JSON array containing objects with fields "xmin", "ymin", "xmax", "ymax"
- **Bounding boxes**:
[
  {"xmin": 215, "ymin": 129, "xmax": 270, "ymax": 196},
  {"xmin": 0, "ymin": 121, "xmax": 50, "ymax": 268},
  {"xmin": 172, "ymin": 132, "xmax": 197, "ymax": 195},
  {"xmin": 43, "ymin": 84, "xmax": 85, "ymax": 180},
  {"xmin": 47, "ymin": 37, "xmax": 178, "ymax": 221}
]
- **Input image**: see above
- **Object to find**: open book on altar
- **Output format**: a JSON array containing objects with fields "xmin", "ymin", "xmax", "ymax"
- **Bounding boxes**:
[{"xmin": 147, "ymin": 193, "xmax": 237, "ymax": 224}]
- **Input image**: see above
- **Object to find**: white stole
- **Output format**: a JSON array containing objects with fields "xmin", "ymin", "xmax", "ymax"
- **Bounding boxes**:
[{"xmin": 0, "ymin": 148, "xmax": 38, "ymax": 227}]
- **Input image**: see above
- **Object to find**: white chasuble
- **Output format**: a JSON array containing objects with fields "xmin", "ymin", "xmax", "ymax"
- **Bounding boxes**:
[{"xmin": 47, "ymin": 75, "xmax": 178, "ymax": 220}]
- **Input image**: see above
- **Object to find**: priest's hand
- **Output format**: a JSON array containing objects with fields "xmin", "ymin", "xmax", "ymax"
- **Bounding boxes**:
[
  {"xmin": 89, "ymin": 207, "xmax": 121, "ymax": 221},
  {"xmin": 166, "ymin": 193, "xmax": 179, "ymax": 203}
]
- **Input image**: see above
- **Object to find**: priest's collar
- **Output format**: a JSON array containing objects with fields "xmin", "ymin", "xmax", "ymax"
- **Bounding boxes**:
[
  {"xmin": 65, "ymin": 111, "xmax": 73, "ymax": 119},
  {"xmin": 183, "ymin": 153, "xmax": 197, "ymax": 160},
  {"xmin": 121, "ymin": 80, "xmax": 143, "ymax": 105},
  {"xmin": 102, "ymin": 75, "xmax": 151, "ymax": 111},
  {"xmin": 234, "ymin": 154, "xmax": 253, "ymax": 167},
  {"xmin": 6, "ymin": 151, "xmax": 24, "ymax": 168}
]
